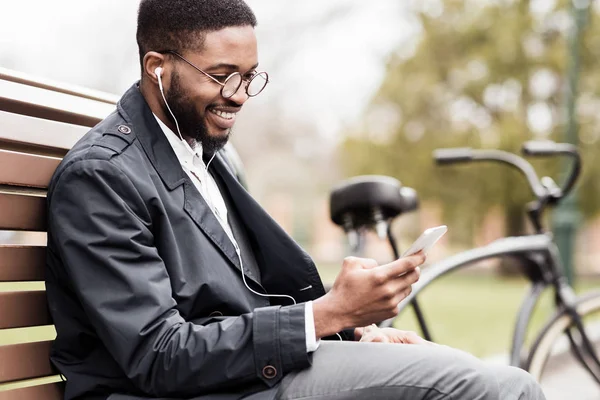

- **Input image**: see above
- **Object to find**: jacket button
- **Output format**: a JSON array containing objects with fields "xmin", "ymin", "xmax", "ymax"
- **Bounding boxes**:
[
  {"xmin": 262, "ymin": 365, "xmax": 277, "ymax": 379},
  {"xmin": 117, "ymin": 125, "xmax": 131, "ymax": 134},
  {"xmin": 209, "ymin": 311, "xmax": 223, "ymax": 317}
]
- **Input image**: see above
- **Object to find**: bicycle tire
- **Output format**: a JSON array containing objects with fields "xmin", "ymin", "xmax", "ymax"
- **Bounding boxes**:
[{"xmin": 525, "ymin": 290, "xmax": 600, "ymax": 382}]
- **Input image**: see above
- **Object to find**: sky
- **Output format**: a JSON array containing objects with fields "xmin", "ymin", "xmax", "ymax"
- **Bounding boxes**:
[{"xmin": 0, "ymin": 0, "xmax": 417, "ymax": 143}]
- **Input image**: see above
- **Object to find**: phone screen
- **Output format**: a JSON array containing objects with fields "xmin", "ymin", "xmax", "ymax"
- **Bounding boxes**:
[{"xmin": 402, "ymin": 225, "xmax": 448, "ymax": 257}]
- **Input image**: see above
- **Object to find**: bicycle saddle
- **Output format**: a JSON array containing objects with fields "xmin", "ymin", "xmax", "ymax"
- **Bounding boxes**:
[{"xmin": 329, "ymin": 175, "xmax": 419, "ymax": 230}]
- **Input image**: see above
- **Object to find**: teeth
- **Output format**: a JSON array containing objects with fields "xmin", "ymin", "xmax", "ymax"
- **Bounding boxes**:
[{"xmin": 211, "ymin": 110, "xmax": 235, "ymax": 119}]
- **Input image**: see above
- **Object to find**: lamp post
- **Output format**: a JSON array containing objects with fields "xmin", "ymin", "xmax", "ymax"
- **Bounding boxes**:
[{"xmin": 553, "ymin": 0, "xmax": 589, "ymax": 285}]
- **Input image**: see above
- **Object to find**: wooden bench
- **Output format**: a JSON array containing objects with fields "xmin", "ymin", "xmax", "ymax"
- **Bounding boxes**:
[
  {"xmin": 0, "ymin": 67, "xmax": 249, "ymax": 399},
  {"xmin": 0, "ymin": 66, "xmax": 119, "ymax": 399}
]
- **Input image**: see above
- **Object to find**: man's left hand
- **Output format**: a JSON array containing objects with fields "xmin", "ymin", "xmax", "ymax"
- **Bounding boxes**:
[{"xmin": 355, "ymin": 324, "xmax": 433, "ymax": 345}]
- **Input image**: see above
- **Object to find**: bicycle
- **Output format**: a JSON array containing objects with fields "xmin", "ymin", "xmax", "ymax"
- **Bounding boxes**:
[{"xmin": 329, "ymin": 140, "xmax": 600, "ymax": 385}]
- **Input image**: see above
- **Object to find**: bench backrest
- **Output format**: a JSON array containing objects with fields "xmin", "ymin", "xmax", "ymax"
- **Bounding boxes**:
[{"xmin": 0, "ymin": 67, "xmax": 117, "ymax": 399}]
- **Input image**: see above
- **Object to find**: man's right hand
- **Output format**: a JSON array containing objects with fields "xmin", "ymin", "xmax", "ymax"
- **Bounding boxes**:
[{"xmin": 312, "ymin": 253, "xmax": 425, "ymax": 339}]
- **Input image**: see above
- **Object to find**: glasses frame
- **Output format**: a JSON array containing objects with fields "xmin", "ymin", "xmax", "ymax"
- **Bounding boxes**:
[{"xmin": 158, "ymin": 50, "xmax": 269, "ymax": 99}]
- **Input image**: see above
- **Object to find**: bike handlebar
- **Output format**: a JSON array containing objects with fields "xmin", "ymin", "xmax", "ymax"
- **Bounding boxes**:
[
  {"xmin": 434, "ymin": 148, "xmax": 474, "ymax": 164},
  {"xmin": 520, "ymin": 141, "xmax": 581, "ymax": 201},
  {"xmin": 521, "ymin": 140, "xmax": 563, "ymax": 156},
  {"xmin": 433, "ymin": 141, "xmax": 581, "ymax": 203}
]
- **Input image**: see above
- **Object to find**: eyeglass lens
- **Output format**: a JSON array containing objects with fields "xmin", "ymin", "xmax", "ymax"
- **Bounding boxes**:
[
  {"xmin": 222, "ymin": 74, "xmax": 242, "ymax": 98},
  {"xmin": 221, "ymin": 72, "xmax": 268, "ymax": 98},
  {"xmin": 247, "ymin": 72, "xmax": 268, "ymax": 96}
]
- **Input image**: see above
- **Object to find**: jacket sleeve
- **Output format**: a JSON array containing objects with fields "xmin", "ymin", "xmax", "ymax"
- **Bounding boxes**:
[{"xmin": 48, "ymin": 158, "xmax": 310, "ymax": 397}]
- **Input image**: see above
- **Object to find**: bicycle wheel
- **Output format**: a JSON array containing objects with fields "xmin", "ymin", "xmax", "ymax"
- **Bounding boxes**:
[{"xmin": 526, "ymin": 290, "xmax": 600, "ymax": 385}]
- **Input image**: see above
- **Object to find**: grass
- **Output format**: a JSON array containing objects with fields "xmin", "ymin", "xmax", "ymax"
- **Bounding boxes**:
[{"xmin": 316, "ymin": 264, "xmax": 600, "ymax": 358}]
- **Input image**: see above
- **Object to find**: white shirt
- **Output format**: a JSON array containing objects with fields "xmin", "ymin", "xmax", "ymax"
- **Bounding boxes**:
[{"xmin": 154, "ymin": 115, "xmax": 319, "ymax": 352}]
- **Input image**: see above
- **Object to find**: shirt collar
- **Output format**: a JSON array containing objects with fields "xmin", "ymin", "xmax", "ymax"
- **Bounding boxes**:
[{"xmin": 153, "ymin": 114, "xmax": 203, "ymax": 165}]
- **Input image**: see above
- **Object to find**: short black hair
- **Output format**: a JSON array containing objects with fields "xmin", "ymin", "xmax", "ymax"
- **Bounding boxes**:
[{"xmin": 136, "ymin": 0, "xmax": 257, "ymax": 65}]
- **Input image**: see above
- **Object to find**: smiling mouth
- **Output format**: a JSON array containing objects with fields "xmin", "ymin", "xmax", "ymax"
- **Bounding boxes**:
[
  {"xmin": 207, "ymin": 107, "xmax": 240, "ymax": 130},
  {"xmin": 210, "ymin": 109, "xmax": 236, "ymax": 120}
]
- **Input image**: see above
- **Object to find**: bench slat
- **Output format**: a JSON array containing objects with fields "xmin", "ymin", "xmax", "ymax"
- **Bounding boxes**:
[
  {"xmin": 0, "ymin": 245, "xmax": 46, "ymax": 282},
  {"xmin": 0, "ymin": 80, "xmax": 114, "ymax": 127},
  {"xmin": 0, "ymin": 341, "xmax": 53, "ymax": 383},
  {"xmin": 0, "ymin": 66, "xmax": 118, "ymax": 105},
  {"xmin": 0, "ymin": 291, "xmax": 50, "ymax": 329},
  {"xmin": 0, "ymin": 191, "xmax": 46, "ymax": 231},
  {"xmin": 0, "ymin": 382, "xmax": 64, "ymax": 400},
  {"xmin": 0, "ymin": 149, "xmax": 60, "ymax": 189},
  {"xmin": 0, "ymin": 111, "xmax": 87, "ymax": 155}
]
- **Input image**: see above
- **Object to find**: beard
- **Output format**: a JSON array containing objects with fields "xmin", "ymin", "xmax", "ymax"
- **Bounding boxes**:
[{"xmin": 164, "ymin": 71, "xmax": 230, "ymax": 155}]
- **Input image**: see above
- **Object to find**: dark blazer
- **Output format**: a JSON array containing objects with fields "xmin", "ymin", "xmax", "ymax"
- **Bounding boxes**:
[{"xmin": 46, "ymin": 84, "xmax": 346, "ymax": 400}]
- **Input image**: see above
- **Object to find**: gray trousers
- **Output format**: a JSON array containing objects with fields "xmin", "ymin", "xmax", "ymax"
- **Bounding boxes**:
[{"xmin": 277, "ymin": 341, "xmax": 546, "ymax": 400}]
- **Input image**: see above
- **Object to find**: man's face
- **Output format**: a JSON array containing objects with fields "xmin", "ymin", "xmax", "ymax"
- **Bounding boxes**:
[{"xmin": 164, "ymin": 25, "xmax": 258, "ymax": 154}]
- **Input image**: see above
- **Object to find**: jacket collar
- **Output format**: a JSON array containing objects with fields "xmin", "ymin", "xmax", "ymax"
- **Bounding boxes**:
[
  {"xmin": 116, "ymin": 83, "xmax": 187, "ymax": 190},
  {"xmin": 153, "ymin": 114, "xmax": 204, "ymax": 167}
]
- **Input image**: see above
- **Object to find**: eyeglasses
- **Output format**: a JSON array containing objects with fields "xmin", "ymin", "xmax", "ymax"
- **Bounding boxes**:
[{"xmin": 159, "ymin": 50, "xmax": 269, "ymax": 99}]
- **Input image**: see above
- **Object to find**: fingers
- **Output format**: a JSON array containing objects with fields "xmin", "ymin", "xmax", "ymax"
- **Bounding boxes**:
[
  {"xmin": 342, "ymin": 256, "xmax": 378, "ymax": 270},
  {"xmin": 360, "ymin": 333, "xmax": 389, "ymax": 343},
  {"xmin": 359, "ymin": 325, "xmax": 390, "ymax": 343},
  {"xmin": 393, "ymin": 266, "xmax": 421, "ymax": 285},
  {"xmin": 403, "ymin": 330, "xmax": 426, "ymax": 345},
  {"xmin": 391, "ymin": 285, "xmax": 413, "ymax": 306},
  {"xmin": 373, "ymin": 263, "xmax": 420, "ymax": 307},
  {"xmin": 377, "ymin": 253, "xmax": 426, "ymax": 279},
  {"xmin": 385, "ymin": 267, "xmax": 420, "ymax": 298},
  {"xmin": 358, "ymin": 327, "xmax": 429, "ymax": 345}
]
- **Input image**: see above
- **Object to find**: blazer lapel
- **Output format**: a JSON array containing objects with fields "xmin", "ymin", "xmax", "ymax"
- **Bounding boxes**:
[
  {"xmin": 210, "ymin": 155, "xmax": 327, "ymax": 302},
  {"xmin": 182, "ymin": 180, "xmax": 243, "ymax": 272}
]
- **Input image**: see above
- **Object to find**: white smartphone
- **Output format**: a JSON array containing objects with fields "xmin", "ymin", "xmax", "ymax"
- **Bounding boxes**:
[{"xmin": 402, "ymin": 225, "xmax": 448, "ymax": 257}]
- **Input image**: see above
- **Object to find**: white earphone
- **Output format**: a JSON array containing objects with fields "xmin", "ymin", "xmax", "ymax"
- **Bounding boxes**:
[{"xmin": 154, "ymin": 65, "xmax": 185, "ymax": 144}]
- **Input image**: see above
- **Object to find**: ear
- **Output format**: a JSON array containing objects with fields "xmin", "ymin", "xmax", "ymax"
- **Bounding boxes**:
[{"xmin": 142, "ymin": 51, "xmax": 166, "ymax": 85}]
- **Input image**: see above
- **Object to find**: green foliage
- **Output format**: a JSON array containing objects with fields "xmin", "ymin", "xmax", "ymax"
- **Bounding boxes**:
[{"xmin": 341, "ymin": 0, "xmax": 600, "ymax": 243}]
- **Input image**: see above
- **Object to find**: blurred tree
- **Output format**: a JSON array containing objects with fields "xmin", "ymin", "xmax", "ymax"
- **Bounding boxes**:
[{"xmin": 341, "ymin": 0, "xmax": 600, "ymax": 251}]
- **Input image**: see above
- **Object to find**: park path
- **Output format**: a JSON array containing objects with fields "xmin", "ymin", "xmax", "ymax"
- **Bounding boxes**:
[{"xmin": 484, "ymin": 323, "xmax": 600, "ymax": 399}]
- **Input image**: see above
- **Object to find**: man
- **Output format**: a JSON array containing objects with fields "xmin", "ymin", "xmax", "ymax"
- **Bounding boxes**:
[{"xmin": 45, "ymin": 1, "xmax": 546, "ymax": 399}]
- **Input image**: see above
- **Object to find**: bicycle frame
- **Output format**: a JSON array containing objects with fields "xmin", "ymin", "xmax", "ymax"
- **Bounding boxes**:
[{"xmin": 380, "ymin": 233, "xmax": 562, "ymax": 367}]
